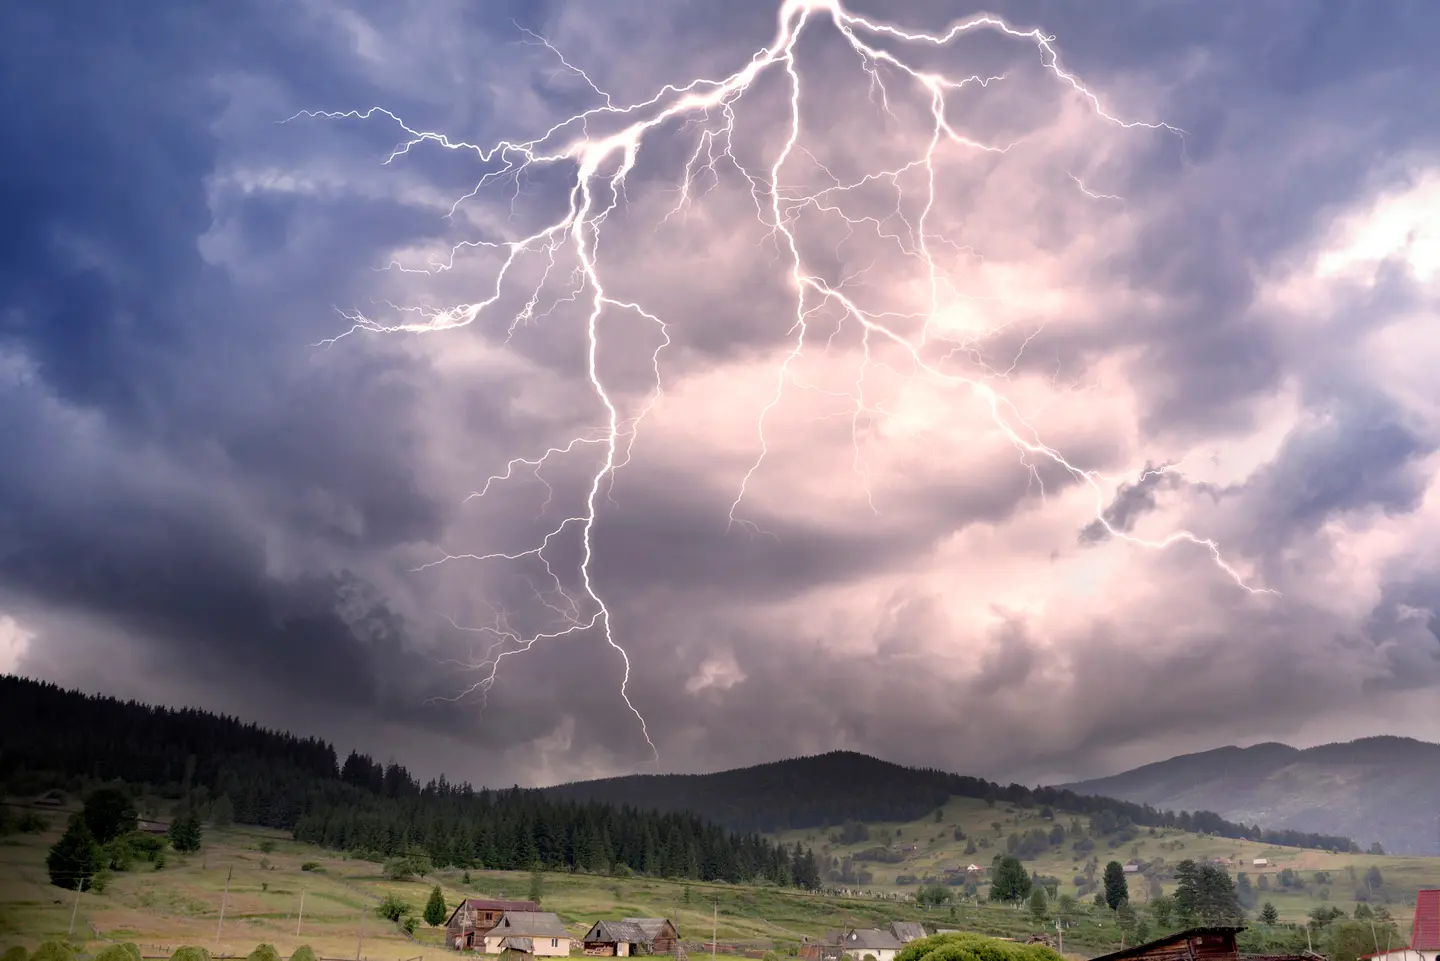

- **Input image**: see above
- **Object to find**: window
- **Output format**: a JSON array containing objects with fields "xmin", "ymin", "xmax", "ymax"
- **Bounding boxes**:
[
  {"xmin": 486, "ymin": 913, "xmax": 494, "ymax": 920},
  {"xmin": 552, "ymin": 941, "xmax": 559, "ymax": 948}
]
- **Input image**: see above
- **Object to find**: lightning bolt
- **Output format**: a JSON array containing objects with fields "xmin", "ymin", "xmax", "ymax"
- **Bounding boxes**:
[{"xmin": 291, "ymin": 0, "xmax": 1274, "ymax": 767}]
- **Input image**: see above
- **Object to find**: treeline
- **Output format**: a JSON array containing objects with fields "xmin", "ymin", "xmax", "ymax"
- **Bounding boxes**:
[
  {"xmin": 544, "ymin": 750, "xmax": 1358, "ymax": 852},
  {"xmin": 0, "ymin": 676, "xmax": 819, "ymax": 888}
]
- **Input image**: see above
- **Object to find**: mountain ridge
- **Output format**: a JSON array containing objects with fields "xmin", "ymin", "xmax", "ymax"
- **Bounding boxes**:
[{"xmin": 1062, "ymin": 735, "xmax": 1440, "ymax": 855}]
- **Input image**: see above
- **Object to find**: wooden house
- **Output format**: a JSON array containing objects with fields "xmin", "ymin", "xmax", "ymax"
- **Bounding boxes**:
[
  {"xmin": 483, "ymin": 912, "xmax": 572, "ymax": 956},
  {"xmin": 583, "ymin": 921, "xmax": 654, "ymax": 957},
  {"xmin": 621, "ymin": 918, "xmax": 679, "ymax": 954},
  {"xmin": 446, "ymin": 899, "xmax": 542, "ymax": 951},
  {"xmin": 1090, "ymin": 927, "xmax": 1319, "ymax": 961}
]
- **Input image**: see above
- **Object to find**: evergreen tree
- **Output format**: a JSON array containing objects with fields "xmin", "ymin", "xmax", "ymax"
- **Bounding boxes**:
[
  {"xmin": 1173, "ymin": 859, "xmax": 1200, "ymax": 924},
  {"xmin": 527, "ymin": 866, "xmax": 544, "ymax": 905},
  {"xmin": 47, "ymin": 814, "xmax": 100, "ymax": 890},
  {"xmin": 1196, "ymin": 865, "xmax": 1243, "ymax": 924},
  {"xmin": 169, "ymin": 810, "xmax": 203, "ymax": 853},
  {"xmin": 1028, "ymin": 885, "xmax": 1049, "ymax": 922},
  {"xmin": 1104, "ymin": 861, "xmax": 1129, "ymax": 911},
  {"xmin": 423, "ymin": 885, "xmax": 447, "ymax": 927},
  {"xmin": 210, "ymin": 795, "xmax": 234, "ymax": 828},
  {"xmin": 989, "ymin": 856, "xmax": 1032, "ymax": 902},
  {"xmin": 83, "ymin": 788, "xmax": 139, "ymax": 844},
  {"xmin": 1260, "ymin": 903, "xmax": 1280, "ymax": 925}
]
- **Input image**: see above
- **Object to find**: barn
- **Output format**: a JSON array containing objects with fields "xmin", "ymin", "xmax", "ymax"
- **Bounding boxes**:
[{"xmin": 446, "ymin": 899, "xmax": 542, "ymax": 951}]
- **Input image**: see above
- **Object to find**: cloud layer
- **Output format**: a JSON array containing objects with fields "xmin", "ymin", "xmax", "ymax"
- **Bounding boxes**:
[{"xmin": 5, "ymin": 0, "xmax": 1440, "ymax": 788}]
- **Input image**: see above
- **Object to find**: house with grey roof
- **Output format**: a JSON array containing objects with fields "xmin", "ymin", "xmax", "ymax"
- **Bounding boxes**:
[
  {"xmin": 482, "ymin": 912, "xmax": 572, "ymax": 956},
  {"xmin": 890, "ymin": 922, "xmax": 926, "ymax": 944},
  {"xmin": 621, "ymin": 918, "xmax": 679, "ymax": 954},
  {"xmin": 841, "ymin": 928, "xmax": 903, "ymax": 961},
  {"xmin": 583, "ymin": 921, "xmax": 654, "ymax": 957}
]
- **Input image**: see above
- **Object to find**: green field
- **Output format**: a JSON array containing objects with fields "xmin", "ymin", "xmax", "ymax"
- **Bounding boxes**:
[
  {"xmin": 772, "ymin": 795, "xmax": 1440, "ymax": 925},
  {"xmin": 0, "ymin": 811, "xmax": 1135, "ymax": 959},
  {"xmin": 5, "ymin": 795, "xmax": 1438, "ymax": 961}
]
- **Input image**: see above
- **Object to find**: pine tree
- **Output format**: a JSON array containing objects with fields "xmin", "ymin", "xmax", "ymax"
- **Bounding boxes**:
[
  {"xmin": 169, "ymin": 809, "xmax": 203, "ymax": 853},
  {"xmin": 47, "ymin": 814, "xmax": 101, "ymax": 890},
  {"xmin": 83, "ymin": 788, "xmax": 138, "ymax": 844},
  {"xmin": 1028, "ymin": 885, "xmax": 1049, "ymax": 922},
  {"xmin": 1260, "ymin": 903, "xmax": 1280, "ymax": 925},
  {"xmin": 1104, "ymin": 861, "xmax": 1129, "ymax": 911},
  {"xmin": 989, "ymin": 856, "xmax": 1032, "ymax": 902},
  {"xmin": 210, "ymin": 795, "xmax": 234, "ymax": 829},
  {"xmin": 1173, "ymin": 859, "xmax": 1200, "ymax": 924},
  {"xmin": 423, "ymin": 885, "xmax": 447, "ymax": 927},
  {"xmin": 527, "ymin": 866, "xmax": 544, "ymax": 905}
]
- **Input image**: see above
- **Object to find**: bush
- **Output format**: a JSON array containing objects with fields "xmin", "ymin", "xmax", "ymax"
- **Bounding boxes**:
[
  {"xmin": 17, "ymin": 812, "xmax": 49, "ymax": 833},
  {"xmin": 2, "ymin": 946, "xmax": 30, "ymax": 961},
  {"xmin": 31, "ymin": 943, "xmax": 76, "ymax": 961},
  {"xmin": 95, "ymin": 946, "xmax": 140, "ymax": 961},
  {"xmin": 895, "ymin": 934, "xmax": 1063, "ymax": 961},
  {"xmin": 402, "ymin": 917, "xmax": 419, "ymax": 935},
  {"xmin": 246, "ymin": 945, "xmax": 281, "ymax": 961},
  {"xmin": 300, "ymin": 862, "xmax": 320, "ymax": 872},
  {"xmin": 289, "ymin": 948, "xmax": 318, "ymax": 961},
  {"xmin": 170, "ymin": 948, "xmax": 211, "ymax": 961},
  {"xmin": 378, "ymin": 893, "xmax": 411, "ymax": 922},
  {"xmin": 258, "ymin": 841, "xmax": 277, "ymax": 854},
  {"xmin": 383, "ymin": 857, "xmax": 415, "ymax": 881}
]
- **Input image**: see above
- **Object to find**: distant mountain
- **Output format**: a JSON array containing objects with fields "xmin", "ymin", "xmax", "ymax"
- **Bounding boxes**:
[
  {"xmin": 1062, "ymin": 736, "xmax": 1440, "ymax": 856},
  {"xmin": 543, "ymin": 749, "xmax": 1356, "ymax": 851}
]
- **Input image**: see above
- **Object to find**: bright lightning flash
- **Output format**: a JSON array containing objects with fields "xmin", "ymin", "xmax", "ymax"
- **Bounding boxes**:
[{"xmin": 292, "ymin": 0, "xmax": 1275, "ymax": 767}]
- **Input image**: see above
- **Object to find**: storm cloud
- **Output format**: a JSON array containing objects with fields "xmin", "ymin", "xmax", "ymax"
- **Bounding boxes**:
[{"xmin": 5, "ymin": 0, "xmax": 1440, "ymax": 788}]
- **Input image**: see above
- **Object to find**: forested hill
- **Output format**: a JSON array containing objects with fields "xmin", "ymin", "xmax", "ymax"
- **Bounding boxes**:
[
  {"xmin": 0, "ymin": 675, "xmax": 821, "ymax": 888},
  {"xmin": 542, "ymin": 750, "xmax": 1359, "ymax": 853}
]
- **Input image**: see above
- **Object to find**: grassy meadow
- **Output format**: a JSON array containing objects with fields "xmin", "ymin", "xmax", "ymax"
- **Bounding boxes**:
[
  {"xmin": 0, "ymin": 809, "xmax": 1136, "ymax": 960},
  {"xmin": 773, "ymin": 795, "xmax": 1440, "ymax": 925}
]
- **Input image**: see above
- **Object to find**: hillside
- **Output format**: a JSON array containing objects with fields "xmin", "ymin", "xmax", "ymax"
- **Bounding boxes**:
[
  {"xmin": 768, "ymin": 793, "xmax": 1440, "ymax": 925},
  {"xmin": 0, "ymin": 810, "xmax": 1137, "ymax": 957},
  {"xmin": 542, "ymin": 751, "xmax": 1355, "ymax": 852},
  {"xmin": 1063, "ymin": 737, "xmax": 1440, "ymax": 856}
]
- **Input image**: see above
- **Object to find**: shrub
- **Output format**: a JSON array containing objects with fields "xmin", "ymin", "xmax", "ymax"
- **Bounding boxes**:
[
  {"xmin": 2, "ymin": 946, "xmax": 29, "ymax": 961},
  {"xmin": 17, "ymin": 812, "xmax": 49, "ymax": 833},
  {"xmin": 894, "ymin": 934, "xmax": 1064, "ymax": 961},
  {"xmin": 383, "ymin": 857, "xmax": 415, "ymax": 881},
  {"xmin": 300, "ymin": 862, "xmax": 320, "ymax": 872},
  {"xmin": 31, "ymin": 943, "xmax": 76, "ymax": 961},
  {"xmin": 246, "ymin": 945, "xmax": 281, "ymax": 961},
  {"xmin": 402, "ymin": 917, "xmax": 419, "ymax": 935},
  {"xmin": 170, "ymin": 948, "xmax": 211, "ymax": 961},
  {"xmin": 121, "ymin": 946, "xmax": 142, "ymax": 961},
  {"xmin": 95, "ymin": 946, "xmax": 139, "ymax": 961},
  {"xmin": 378, "ymin": 893, "xmax": 411, "ymax": 922},
  {"xmin": 258, "ymin": 841, "xmax": 276, "ymax": 854},
  {"xmin": 289, "ymin": 948, "xmax": 318, "ymax": 961}
]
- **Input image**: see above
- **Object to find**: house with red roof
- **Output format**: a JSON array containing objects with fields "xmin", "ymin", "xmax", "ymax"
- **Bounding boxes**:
[{"xmin": 1360, "ymin": 889, "xmax": 1440, "ymax": 961}]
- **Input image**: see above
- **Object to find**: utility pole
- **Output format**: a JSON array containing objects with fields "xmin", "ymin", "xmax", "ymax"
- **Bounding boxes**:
[
  {"xmin": 68, "ymin": 883, "xmax": 84, "ymax": 937},
  {"xmin": 216, "ymin": 866, "xmax": 233, "ymax": 948},
  {"xmin": 712, "ymin": 902, "xmax": 717, "ymax": 961},
  {"xmin": 356, "ymin": 903, "xmax": 366, "ymax": 961},
  {"xmin": 1055, "ymin": 919, "xmax": 1062, "ymax": 956},
  {"xmin": 297, "ymin": 888, "xmax": 307, "ymax": 937}
]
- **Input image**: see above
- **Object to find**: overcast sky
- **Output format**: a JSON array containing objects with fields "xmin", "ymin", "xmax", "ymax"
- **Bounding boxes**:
[{"xmin": 4, "ymin": 0, "xmax": 1440, "ymax": 790}]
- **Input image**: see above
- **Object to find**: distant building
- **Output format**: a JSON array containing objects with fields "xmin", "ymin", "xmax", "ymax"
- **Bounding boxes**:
[
  {"xmin": 1252, "ymin": 859, "xmax": 1269, "ymax": 867},
  {"xmin": 1123, "ymin": 863, "xmax": 1142, "ymax": 874},
  {"xmin": 447, "ymin": 900, "xmax": 543, "ymax": 951},
  {"xmin": 483, "ymin": 912, "xmax": 571, "ymax": 956}
]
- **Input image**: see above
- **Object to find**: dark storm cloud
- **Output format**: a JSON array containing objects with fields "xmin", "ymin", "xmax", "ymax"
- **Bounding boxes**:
[{"xmin": 6, "ymin": 0, "xmax": 1440, "ymax": 790}]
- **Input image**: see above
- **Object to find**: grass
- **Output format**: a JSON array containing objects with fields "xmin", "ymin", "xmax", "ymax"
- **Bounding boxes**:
[
  {"xmin": 770, "ymin": 796, "xmax": 1440, "ymax": 924},
  {"xmin": 0, "ymin": 814, "xmax": 1137, "ymax": 959}
]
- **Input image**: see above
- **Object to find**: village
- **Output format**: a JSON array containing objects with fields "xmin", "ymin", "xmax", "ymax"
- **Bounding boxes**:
[{"xmin": 441, "ymin": 890, "xmax": 1440, "ymax": 961}]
